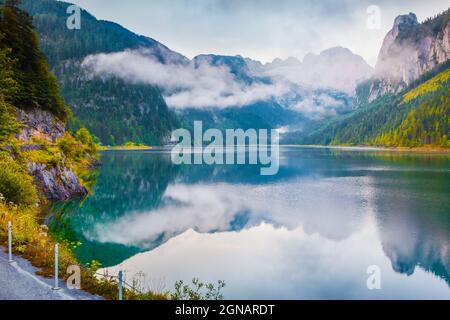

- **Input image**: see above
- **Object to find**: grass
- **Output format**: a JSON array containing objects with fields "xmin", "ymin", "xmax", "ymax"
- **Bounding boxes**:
[
  {"xmin": 18, "ymin": 134, "xmax": 100, "ymax": 192},
  {"xmin": 0, "ymin": 132, "xmax": 225, "ymax": 300},
  {"xmin": 0, "ymin": 198, "xmax": 168, "ymax": 300},
  {"xmin": 0, "ymin": 131, "xmax": 168, "ymax": 299},
  {"xmin": 0, "ymin": 197, "xmax": 224, "ymax": 300}
]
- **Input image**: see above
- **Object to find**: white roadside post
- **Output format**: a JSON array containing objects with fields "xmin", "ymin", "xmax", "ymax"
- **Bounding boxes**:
[
  {"xmin": 8, "ymin": 221, "xmax": 12, "ymax": 263},
  {"xmin": 118, "ymin": 270, "xmax": 123, "ymax": 301},
  {"xmin": 53, "ymin": 243, "xmax": 60, "ymax": 290}
]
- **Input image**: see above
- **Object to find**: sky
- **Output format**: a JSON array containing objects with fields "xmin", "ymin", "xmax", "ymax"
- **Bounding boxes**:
[{"xmin": 68, "ymin": 0, "xmax": 450, "ymax": 66}]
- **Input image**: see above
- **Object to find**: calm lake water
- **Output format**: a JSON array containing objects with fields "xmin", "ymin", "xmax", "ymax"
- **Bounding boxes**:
[{"xmin": 48, "ymin": 147, "xmax": 450, "ymax": 299}]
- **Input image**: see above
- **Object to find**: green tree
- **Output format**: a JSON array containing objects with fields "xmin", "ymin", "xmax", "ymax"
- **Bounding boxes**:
[
  {"xmin": 0, "ymin": 33, "xmax": 21, "ymax": 142},
  {"xmin": 75, "ymin": 127, "xmax": 94, "ymax": 147},
  {"xmin": 0, "ymin": 0, "xmax": 69, "ymax": 120},
  {"xmin": 0, "ymin": 155, "xmax": 38, "ymax": 207}
]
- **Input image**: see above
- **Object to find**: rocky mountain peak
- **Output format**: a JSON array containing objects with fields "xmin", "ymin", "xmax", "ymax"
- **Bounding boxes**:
[
  {"xmin": 320, "ymin": 46, "xmax": 354, "ymax": 57},
  {"xmin": 361, "ymin": 9, "xmax": 450, "ymax": 103},
  {"xmin": 392, "ymin": 13, "xmax": 419, "ymax": 38}
]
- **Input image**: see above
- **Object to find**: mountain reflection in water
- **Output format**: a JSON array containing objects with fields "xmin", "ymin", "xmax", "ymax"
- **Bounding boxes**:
[{"xmin": 47, "ymin": 147, "xmax": 450, "ymax": 299}]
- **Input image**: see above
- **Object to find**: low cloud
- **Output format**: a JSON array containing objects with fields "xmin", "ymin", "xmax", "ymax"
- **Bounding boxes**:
[
  {"xmin": 82, "ymin": 49, "xmax": 290, "ymax": 109},
  {"xmin": 260, "ymin": 47, "xmax": 373, "ymax": 94},
  {"xmin": 82, "ymin": 48, "xmax": 361, "ymax": 120},
  {"xmin": 292, "ymin": 93, "xmax": 345, "ymax": 119}
]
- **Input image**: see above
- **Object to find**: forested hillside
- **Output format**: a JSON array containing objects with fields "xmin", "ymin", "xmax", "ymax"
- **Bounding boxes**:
[
  {"xmin": 297, "ymin": 65, "xmax": 450, "ymax": 148},
  {"xmin": 373, "ymin": 69, "xmax": 450, "ymax": 147},
  {"xmin": 0, "ymin": 0, "xmax": 97, "ymax": 203},
  {"xmin": 19, "ymin": 0, "xmax": 187, "ymax": 67},
  {"xmin": 358, "ymin": 9, "xmax": 450, "ymax": 104},
  {"xmin": 0, "ymin": 2, "xmax": 167, "ymax": 299},
  {"xmin": 0, "ymin": 0, "xmax": 68, "ymax": 120},
  {"xmin": 18, "ymin": 0, "xmax": 180, "ymax": 145},
  {"xmin": 293, "ymin": 8, "xmax": 450, "ymax": 149}
]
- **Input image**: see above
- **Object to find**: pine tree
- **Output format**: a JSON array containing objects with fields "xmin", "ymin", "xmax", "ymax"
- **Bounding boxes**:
[
  {"xmin": 0, "ymin": 0, "xmax": 69, "ymax": 120},
  {"xmin": 0, "ymin": 32, "xmax": 21, "ymax": 142}
]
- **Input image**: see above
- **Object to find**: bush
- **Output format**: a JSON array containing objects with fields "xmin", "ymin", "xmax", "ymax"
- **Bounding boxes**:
[
  {"xmin": 0, "ymin": 101, "xmax": 22, "ymax": 143},
  {"xmin": 171, "ymin": 278, "xmax": 226, "ymax": 300},
  {"xmin": 75, "ymin": 128, "xmax": 94, "ymax": 147},
  {"xmin": 23, "ymin": 148, "xmax": 61, "ymax": 167},
  {"xmin": 0, "ymin": 155, "xmax": 38, "ymax": 207},
  {"xmin": 57, "ymin": 132, "xmax": 80, "ymax": 159}
]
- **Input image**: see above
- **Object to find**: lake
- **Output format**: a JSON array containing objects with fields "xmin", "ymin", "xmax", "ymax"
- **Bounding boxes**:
[{"xmin": 47, "ymin": 146, "xmax": 450, "ymax": 299}]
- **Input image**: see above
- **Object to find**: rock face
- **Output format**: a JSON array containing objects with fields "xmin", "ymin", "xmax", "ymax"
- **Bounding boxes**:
[
  {"xmin": 262, "ymin": 47, "xmax": 373, "ymax": 94},
  {"xmin": 27, "ymin": 162, "xmax": 88, "ymax": 202},
  {"xmin": 15, "ymin": 108, "xmax": 88, "ymax": 202},
  {"xmin": 16, "ymin": 108, "xmax": 65, "ymax": 142},
  {"xmin": 363, "ymin": 10, "xmax": 450, "ymax": 102},
  {"xmin": 374, "ymin": 13, "xmax": 420, "ymax": 83}
]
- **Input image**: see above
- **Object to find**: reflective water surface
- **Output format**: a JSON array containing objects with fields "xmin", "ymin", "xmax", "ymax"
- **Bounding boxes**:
[{"xmin": 48, "ymin": 147, "xmax": 450, "ymax": 299}]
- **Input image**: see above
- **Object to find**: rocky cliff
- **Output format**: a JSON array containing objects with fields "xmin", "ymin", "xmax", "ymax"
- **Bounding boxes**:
[
  {"xmin": 27, "ymin": 161, "xmax": 87, "ymax": 201},
  {"xmin": 19, "ymin": 0, "xmax": 180, "ymax": 146},
  {"xmin": 361, "ymin": 9, "xmax": 450, "ymax": 103},
  {"xmin": 1, "ymin": 1, "xmax": 92, "ymax": 203},
  {"xmin": 15, "ymin": 109, "xmax": 88, "ymax": 201}
]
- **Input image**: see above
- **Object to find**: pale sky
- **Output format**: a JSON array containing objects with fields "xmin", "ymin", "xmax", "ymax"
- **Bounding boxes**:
[{"xmin": 68, "ymin": 0, "xmax": 450, "ymax": 66}]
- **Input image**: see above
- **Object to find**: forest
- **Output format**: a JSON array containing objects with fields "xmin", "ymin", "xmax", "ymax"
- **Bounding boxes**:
[{"xmin": 297, "ymin": 65, "xmax": 450, "ymax": 148}]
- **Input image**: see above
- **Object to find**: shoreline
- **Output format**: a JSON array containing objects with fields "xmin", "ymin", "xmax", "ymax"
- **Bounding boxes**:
[
  {"xmin": 98, "ymin": 145, "xmax": 153, "ymax": 151},
  {"xmin": 99, "ymin": 144, "xmax": 450, "ymax": 154},
  {"xmin": 281, "ymin": 144, "xmax": 450, "ymax": 154}
]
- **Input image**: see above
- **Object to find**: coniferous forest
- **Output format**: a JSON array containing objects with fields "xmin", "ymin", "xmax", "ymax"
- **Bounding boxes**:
[
  {"xmin": 0, "ymin": 0, "xmax": 68, "ymax": 120},
  {"xmin": 294, "ymin": 65, "xmax": 450, "ymax": 148}
]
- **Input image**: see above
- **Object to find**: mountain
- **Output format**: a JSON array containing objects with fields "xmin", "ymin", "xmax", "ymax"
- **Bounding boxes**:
[
  {"xmin": 19, "ymin": 0, "xmax": 188, "ymax": 67},
  {"xmin": 174, "ymin": 54, "xmax": 304, "ymax": 133},
  {"xmin": 17, "ymin": 0, "xmax": 317, "ymax": 142},
  {"xmin": 174, "ymin": 53, "xmax": 357, "ymax": 134},
  {"xmin": 17, "ymin": 0, "xmax": 375, "ymax": 143},
  {"xmin": 18, "ymin": 0, "xmax": 181, "ymax": 145},
  {"xmin": 0, "ymin": 0, "xmax": 97, "ymax": 202},
  {"xmin": 263, "ymin": 47, "xmax": 373, "ymax": 94},
  {"xmin": 292, "ymin": 10, "xmax": 450, "ymax": 148},
  {"xmin": 188, "ymin": 51, "xmax": 366, "ymax": 123},
  {"xmin": 297, "ymin": 67, "xmax": 449, "ymax": 147},
  {"xmin": 358, "ymin": 9, "xmax": 450, "ymax": 104},
  {"xmin": 192, "ymin": 54, "xmax": 258, "ymax": 84},
  {"xmin": 0, "ymin": 0, "xmax": 69, "ymax": 120},
  {"xmin": 265, "ymin": 57, "xmax": 302, "ymax": 69}
]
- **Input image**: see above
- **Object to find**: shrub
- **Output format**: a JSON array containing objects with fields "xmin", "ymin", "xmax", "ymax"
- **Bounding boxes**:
[
  {"xmin": 75, "ymin": 128, "xmax": 94, "ymax": 147},
  {"xmin": 23, "ymin": 148, "xmax": 61, "ymax": 167},
  {"xmin": 0, "ymin": 101, "xmax": 22, "ymax": 143},
  {"xmin": 57, "ymin": 132, "xmax": 80, "ymax": 159},
  {"xmin": 171, "ymin": 278, "xmax": 226, "ymax": 300},
  {"xmin": 0, "ymin": 155, "xmax": 38, "ymax": 207}
]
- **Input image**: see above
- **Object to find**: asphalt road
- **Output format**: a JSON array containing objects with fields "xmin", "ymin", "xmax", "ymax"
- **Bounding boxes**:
[{"xmin": 0, "ymin": 247, "xmax": 101, "ymax": 300}]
